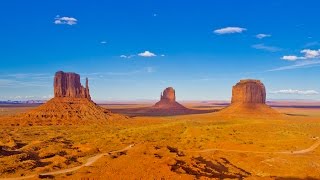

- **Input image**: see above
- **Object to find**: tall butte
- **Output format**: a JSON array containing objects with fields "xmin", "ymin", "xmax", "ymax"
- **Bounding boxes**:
[
  {"xmin": 8, "ymin": 71, "xmax": 126, "ymax": 126},
  {"xmin": 54, "ymin": 71, "xmax": 91, "ymax": 99},
  {"xmin": 149, "ymin": 87, "xmax": 189, "ymax": 115},
  {"xmin": 217, "ymin": 79, "xmax": 281, "ymax": 118}
]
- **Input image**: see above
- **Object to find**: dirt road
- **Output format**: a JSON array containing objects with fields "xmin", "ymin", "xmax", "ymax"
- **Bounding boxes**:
[{"xmin": 0, "ymin": 144, "xmax": 134, "ymax": 180}]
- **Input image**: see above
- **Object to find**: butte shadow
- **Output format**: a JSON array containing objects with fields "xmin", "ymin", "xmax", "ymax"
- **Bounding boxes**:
[
  {"xmin": 215, "ymin": 79, "xmax": 283, "ymax": 119},
  {"xmin": 0, "ymin": 71, "xmax": 127, "ymax": 126},
  {"xmin": 110, "ymin": 87, "xmax": 215, "ymax": 117}
]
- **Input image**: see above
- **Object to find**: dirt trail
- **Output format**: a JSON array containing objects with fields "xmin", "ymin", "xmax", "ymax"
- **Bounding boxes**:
[
  {"xmin": 0, "ymin": 144, "xmax": 134, "ymax": 180},
  {"xmin": 192, "ymin": 139, "xmax": 320, "ymax": 155}
]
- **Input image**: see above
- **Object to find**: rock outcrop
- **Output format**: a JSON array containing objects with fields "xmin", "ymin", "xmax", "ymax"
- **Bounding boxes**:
[
  {"xmin": 145, "ymin": 87, "xmax": 190, "ymax": 115},
  {"xmin": 54, "ymin": 71, "xmax": 91, "ymax": 100},
  {"xmin": 217, "ymin": 79, "xmax": 281, "ymax": 118},
  {"xmin": 231, "ymin": 80, "xmax": 266, "ymax": 104},
  {"xmin": 2, "ymin": 71, "xmax": 126, "ymax": 126},
  {"xmin": 153, "ymin": 87, "xmax": 186, "ymax": 109}
]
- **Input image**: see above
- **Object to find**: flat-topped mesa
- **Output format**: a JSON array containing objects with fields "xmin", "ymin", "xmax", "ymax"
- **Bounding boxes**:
[
  {"xmin": 231, "ymin": 79, "xmax": 266, "ymax": 104},
  {"xmin": 54, "ymin": 71, "xmax": 91, "ymax": 100},
  {"xmin": 160, "ymin": 87, "xmax": 176, "ymax": 102},
  {"xmin": 216, "ymin": 79, "xmax": 282, "ymax": 118}
]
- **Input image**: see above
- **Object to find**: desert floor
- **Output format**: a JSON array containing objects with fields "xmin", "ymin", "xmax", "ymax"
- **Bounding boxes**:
[{"xmin": 0, "ymin": 103, "xmax": 320, "ymax": 179}]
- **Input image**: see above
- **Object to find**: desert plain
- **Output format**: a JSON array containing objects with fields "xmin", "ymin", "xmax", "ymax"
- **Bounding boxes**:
[{"xmin": 0, "ymin": 101, "xmax": 320, "ymax": 180}]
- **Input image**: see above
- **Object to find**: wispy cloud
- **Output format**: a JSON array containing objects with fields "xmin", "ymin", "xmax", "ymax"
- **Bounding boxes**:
[
  {"xmin": 268, "ymin": 60, "xmax": 320, "ymax": 72},
  {"xmin": 213, "ymin": 27, "xmax": 247, "ymax": 35},
  {"xmin": 252, "ymin": 44, "xmax": 282, "ymax": 52},
  {"xmin": 270, "ymin": 89, "xmax": 319, "ymax": 95},
  {"xmin": 304, "ymin": 41, "xmax": 320, "ymax": 48},
  {"xmin": 100, "ymin": 41, "xmax": 107, "ymax": 44},
  {"xmin": 82, "ymin": 67, "xmax": 156, "ymax": 77},
  {"xmin": 0, "ymin": 73, "xmax": 52, "ymax": 88},
  {"xmin": 120, "ymin": 55, "xmax": 135, "ymax": 59},
  {"xmin": 256, "ymin": 34, "xmax": 271, "ymax": 39},
  {"xmin": 54, "ymin": 16, "xmax": 77, "ymax": 25}
]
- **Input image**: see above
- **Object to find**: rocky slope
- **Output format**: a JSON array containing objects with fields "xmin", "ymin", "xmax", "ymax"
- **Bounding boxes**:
[{"xmin": 0, "ymin": 71, "xmax": 126, "ymax": 126}]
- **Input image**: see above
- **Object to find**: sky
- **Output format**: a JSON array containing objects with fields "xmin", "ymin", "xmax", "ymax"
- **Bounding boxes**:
[{"xmin": 0, "ymin": 0, "xmax": 320, "ymax": 101}]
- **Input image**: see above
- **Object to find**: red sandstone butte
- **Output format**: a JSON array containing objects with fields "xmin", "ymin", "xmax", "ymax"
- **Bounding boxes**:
[
  {"xmin": 3, "ymin": 71, "xmax": 126, "ymax": 126},
  {"xmin": 143, "ymin": 87, "xmax": 192, "ymax": 116},
  {"xmin": 217, "ymin": 79, "xmax": 281, "ymax": 118},
  {"xmin": 54, "ymin": 71, "xmax": 91, "ymax": 100},
  {"xmin": 231, "ymin": 79, "xmax": 266, "ymax": 104}
]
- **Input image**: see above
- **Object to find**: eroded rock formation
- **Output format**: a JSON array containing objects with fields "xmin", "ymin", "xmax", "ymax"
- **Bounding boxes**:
[
  {"xmin": 54, "ymin": 71, "xmax": 91, "ymax": 100},
  {"xmin": 2, "ymin": 71, "xmax": 126, "ymax": 126},
  {"xmin": 160, "ymin": 87, "xmax": 176, "ymax": 102},
  {"xmin": 153, "ymin": 87, "xmax": 185, "ymax": 109},
  {"xmin": 217, "ymin": 79, "xmax": 281, "ymax": 118},
  {"xmin": 231, "ymin": 80, "xmax": 266, "ymax": 104},
  {"xmin": 145, "ymin": 87, "xmax": 191, "ymax": 115}
]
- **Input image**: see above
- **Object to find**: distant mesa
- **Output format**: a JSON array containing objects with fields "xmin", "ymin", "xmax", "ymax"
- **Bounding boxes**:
[
  {"xmin": 1, "ymin": 71, "xmax": 126, "ymax": 126},
  {"xmin": 109, "ymin": 87, "xmax": 215, "ymax": 116},
  {"xmin": 217, "ymin": 79, "xmax": 282, "ymax": 118},
  {"xmin": 152, "ymin": 87, "xmax": 188, "ymax": 110},
  {"xmin": 139, "ymin": 87, "xmax": 203, "ymax": 116},
  {"xmin": 152, "ymin": 87, "xmax": 186, "ymax": 110}
]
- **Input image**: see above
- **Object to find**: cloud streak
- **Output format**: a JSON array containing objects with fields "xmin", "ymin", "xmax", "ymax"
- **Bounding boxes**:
[
  {"xmin": 252, "ymin": 44, "xmax": 282, "ymax": 52},
  {"xmin": 256, "ymin": 34, "xmax": 271, "ymax": 39},
  {"xmin": 270, "ymin": 89, "xmax": 319, "ymax": 95},
  {"xmin": 213, "ymin": 27, "xmax": 247, "ymax": 35},
  {"xmin": 268, "ymin": 60, "xmax": 320, "ymax": 72}
]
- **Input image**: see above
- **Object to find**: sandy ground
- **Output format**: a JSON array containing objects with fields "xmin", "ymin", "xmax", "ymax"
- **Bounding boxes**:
[{"xmin": 0, "ymin": 102, "xmax": 320, "ymax": 179}]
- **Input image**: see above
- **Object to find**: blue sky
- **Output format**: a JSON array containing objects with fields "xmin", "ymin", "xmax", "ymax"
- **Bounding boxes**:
[{"xmin": 0, "ymin": 0, "xmax": 320, "ymax": 101}]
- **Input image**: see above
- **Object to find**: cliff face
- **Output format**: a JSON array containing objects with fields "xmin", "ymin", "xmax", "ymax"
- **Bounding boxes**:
[
  {"xmin": 231, "ymin": 80, "xmax": 266, "ymax": 104},
  {"xmin": 160, "ymin": 87, "xmax": 176, "ymax": 102},
  {"xmin": 54, "ymin": 71, "xmax": 91, "ymax": 100}
]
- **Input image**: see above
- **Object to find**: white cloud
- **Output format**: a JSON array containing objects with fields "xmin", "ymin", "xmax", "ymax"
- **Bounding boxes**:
[
  {"xmin": 256, "ymin": 34, "xmax": 271, "ymax": 39},
  {"xmin": 270, "ymin": 89, "xmax": 319, "ymax": 95},
  {"xmin": 54, "ymin": 16, "xmax": 77, "ymax": 25},
  {"xmin": 281, "ymin": 49, "xmax": 320, "ymax": 61},
  {"xmin": 100, "ymin": 41, "xmax": 107, "ymax": 44},
  {"xmin": 301, "ymin": 49, "xmax": 320, "ymax": 58},
  {"xmin": 138, "ymin": 51, "xmax": 156, "ymax": 57},
  {"xmin": 252, "ymin": 44, "xmax": 282, "ymax": 52},
  {"xmin": 213, "ymin": 27, "xmax": 247, "ymax": 35},
  {"xmin": 281, "ymin": 55, "xmax": 304, "ymax": 61}
]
